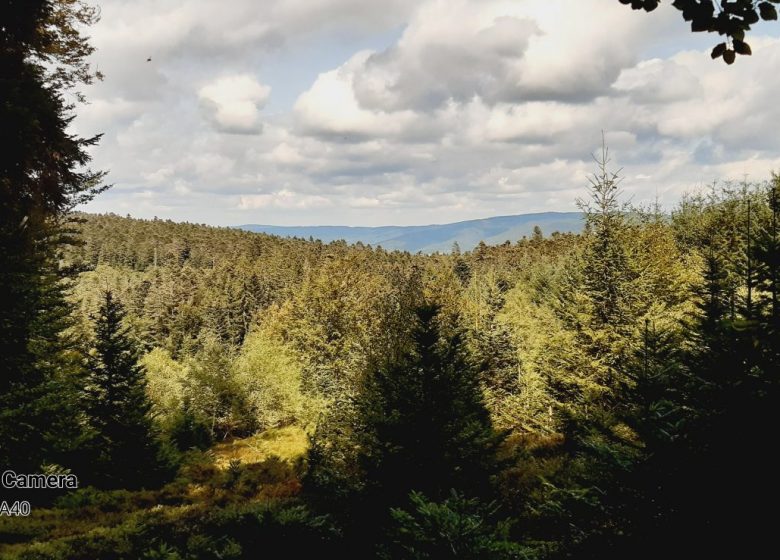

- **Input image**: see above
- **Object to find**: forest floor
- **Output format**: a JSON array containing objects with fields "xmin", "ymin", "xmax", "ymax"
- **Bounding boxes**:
[
  {"xmin": 210, "ymin": 426, "xmax": 309, "ymax": 469},
  {"xmin": 0, "ymin": 426, "xmax": 309, "ymax": 558}
]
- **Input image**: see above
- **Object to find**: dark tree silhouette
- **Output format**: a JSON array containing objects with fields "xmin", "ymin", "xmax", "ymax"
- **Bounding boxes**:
[
  {"xmin": 0, "ymin": 0, "xmax": 105, "ymax": 471},
  {"xmin": 620, "ymin": 0, "xmax": 779, "ymax": 63},
  {"xmin": 347, "ymin": 305, "xmax": 503, "ymax": 552},
  {"xmin": 84, "ymin": 291, "xmax": 168, "ymax": 488}
]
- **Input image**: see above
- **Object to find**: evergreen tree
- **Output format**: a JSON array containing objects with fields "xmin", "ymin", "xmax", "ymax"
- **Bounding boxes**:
[
  {"xmin": 83, "ymin": 290, "xmax": 168, "ymax": 488},
  {"xmin": 557, "ymin": 322, "xmax": 691, "ymax": 559},
  {"xmin": 382, "ymin": 490, "xmax": 526, "ymax": 560},
  {"xmin": 540, "ymin": 141, "xmax": 638, "ymax": 416},
  {"xmin": 465, "ymin": 272, "xmax": 521, "ymax": 432},
  {"xmin": 451, "ymin": 241, "xmax": 472, "ymax": 286},
  {"xmin": 554, "ymin": 183, "xmax": 780, "ymax": 559},
  {"xmin": 754, "ymin": 175, "xmax": 780, "ymax": 342},
  {"xmin": 453, "ymin": 256, "xmax": 473, "ymax": 287},
  {"xmin": 577, "ymin": 142, "xmax": 634, "ymax": 336},
  {"xmin": 0, "ymin": 0, "xmax": 105, "ymax": 471},
  {"xmin": 346, "ymin": 304, "xmax": 502, "ymax": 552}
]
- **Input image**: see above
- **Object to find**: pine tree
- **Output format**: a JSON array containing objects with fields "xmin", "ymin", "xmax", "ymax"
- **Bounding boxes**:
[
  {"xmin": 550, "ymin": 140, "xmax": 637, "ymax": 410},
  {"xmin": 561, "ymin": 184, "xmax": 780, "ymax": 559},
  {"xmin": 0, "ymin": 230, "xmax": 87, "ymax": 471},
  {"xmin": 681, "ymin": 184, "xmax": 779, "ymax": 556},
  {"xmin": 576, "ymin": 321, "xmax": 691, "ymax": 559},
  {"xmin": 453, "ymin": 256, "xmax": 472, "ymax": 287},
  {"xmin": 83, "ymin": 290, "xmax": 167, "ymax": 488},
  {"xmin": 0, "ymin": 0, "xmax": 105, "ymax": 471},
  {"xmin": 577, "ymin": 142, "xmax": 633, "ymax": 331},
  {"xmin": 754, "ymin": 175, "xmax": 780, "ymax": 344},
  {"xmin": 466, "ymin": 273, "xmax": 521, "ymax": 431},
  {"xmin": 382, "ymin": 490, "xmax": 526, "ymax": 560},
  {"xmin": 346, "ymin": 304, "xmax": 502, "ymax": 552}
]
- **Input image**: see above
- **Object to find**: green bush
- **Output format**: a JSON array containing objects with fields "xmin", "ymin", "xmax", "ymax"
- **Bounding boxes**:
[{"xmin": 382, "ymin": 490, "xmax": 532, "ymax": 560}]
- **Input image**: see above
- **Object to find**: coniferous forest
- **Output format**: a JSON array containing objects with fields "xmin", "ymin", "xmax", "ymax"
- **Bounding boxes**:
[{"xmin": 2, "ymin": 1, "xmax": 780, "ymax": 559}]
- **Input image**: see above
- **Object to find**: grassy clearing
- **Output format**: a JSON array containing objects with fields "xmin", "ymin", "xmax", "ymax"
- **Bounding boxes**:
[
  {"xmin": 0, "ymin": 427, "xmax": 310, "ymax": 559},
  {"xmin": 210, "ymin": 426, "xmax": 309, "ymax": 469}
]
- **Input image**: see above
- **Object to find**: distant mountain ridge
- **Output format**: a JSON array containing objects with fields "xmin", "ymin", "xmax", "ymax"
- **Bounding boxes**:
[{"xmin": 236, "ymin": 212, "xmax": 584, "ymax": 253}]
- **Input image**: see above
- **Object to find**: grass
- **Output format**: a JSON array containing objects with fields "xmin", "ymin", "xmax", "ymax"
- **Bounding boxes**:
[
  {"xmin": 210, "ymin": 425, "xmax": 309, "ymax": 469},
  {"xmin": 0, "ymin": 427, "xmax": 311, "ymax": 559}
]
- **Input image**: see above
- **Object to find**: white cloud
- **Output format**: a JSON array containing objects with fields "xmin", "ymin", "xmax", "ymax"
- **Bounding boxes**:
[
  {"xmin": 75, "ymin": 0, "xmax": 780, "ymax": 226},
  {"xmin": 294, "ymin": 51, "xmax": 417, "ymax": 139},
  {"xmin": 614, "ymin": 58, "xmax": 703, "ymax": 104},
  {"xmin": 352, "ymin": 4, "xmax": 541, "ymax": 111},
  {"xmin": 198, "ymin": 75, "xmax": 271, "ymax": 134},
  {"xmin": 238, "ymin": 189, "xmax": 332, "ymax": 209},
  {"xmin": 268, "ymin": 142, "xmax": 306, "ymax": 165},
  {"xmin": 345, "ymin": 0, "xmax": 676, "ymax": 112}
]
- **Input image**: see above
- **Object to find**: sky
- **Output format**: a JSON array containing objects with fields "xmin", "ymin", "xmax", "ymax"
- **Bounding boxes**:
[{"xmin": 73, "ymin": 0, "xmax": 780, "ymax": 227}]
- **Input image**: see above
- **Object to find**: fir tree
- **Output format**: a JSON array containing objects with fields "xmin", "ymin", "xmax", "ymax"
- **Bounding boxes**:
[
  {"xmin": 467, "ymin": 274, "xmax": 521, "ymax": 431},
  {"xmin": 382, "ymin": 490, "xmax": 526, "ymax": 560},
  {"xmin": 83, "ymin": 290, "xmax": 168, "ymax": 488},
  {"xmin": 559, "ymin": 185, "xmax": 780, "ymax": 559},
  {"xmin": 348, "ymin": 304, "xmax": 502, "ymax": 552},
  {"xmin": 0, "ymin": 0, "xmax": 105, "ymax": 471},
  {"xmin": 754, "ymin": 175, "xmax": 780, "ymax": 341},
  {"xmin": 577, "ymin": 142, "xmax": 633, "ymax": 331}
]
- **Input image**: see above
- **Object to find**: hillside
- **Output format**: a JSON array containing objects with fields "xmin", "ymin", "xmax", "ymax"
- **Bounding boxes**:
[{"xmin": 236, "ymin": 211, "xmax": 583, "ymax": 253}]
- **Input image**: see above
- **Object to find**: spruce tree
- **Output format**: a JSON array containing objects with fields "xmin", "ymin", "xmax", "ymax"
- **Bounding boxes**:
[
  {"xmin": 0, "ymin": 0, "xmax": 105, "ymax": 471},
  {"xmin": 577, "ymin": 143, "xmax": 633, "ymax": 331},
  {"xmin": 754, "ymin": 175, "xmax": 780, "ymax": 348},
  {"xmin": 84, "ymin": 290, "xmax": 167, "ymax": 488},
  {"xmin": 348, "ymin": 304, "xmax": 502, "ymax": 551},
  {"xmin": 562, "ymin": 185, "xmax": 780, "ymax": 559},
  {"xmin": 467, "ymin": 274, "xmax": 521, "ymax": 431},
  {"xmin": 565, "ymin": 140, "xmax": 638, "ymax": 408}
]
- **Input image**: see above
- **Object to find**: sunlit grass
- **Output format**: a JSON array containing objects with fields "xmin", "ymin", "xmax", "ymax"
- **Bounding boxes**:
[
  {"xmin": 210, "ymin": 425, "xmax": 309, "ymax": 469},
  {"xmin": 0, "ymin": 427, "xmax": 309, "ymax": 558}
]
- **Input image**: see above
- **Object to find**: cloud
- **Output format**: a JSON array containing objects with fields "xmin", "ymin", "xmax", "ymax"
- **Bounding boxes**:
[
  {"xmin": 89, "ymin": 0, "xmax": 417, "ymax": 65},
  {"xmin": 294, "ymin": 51, "xmax": 417, "ymax": 139},
  {"xmin": 198, "ymin": 75, "xmax": 271, "ymax": 134},
  {"xmin": 613, "ymin": 58, "xmax": 703, "ymax": 104},
  {"xmin": 238, "ymin": 189, "xmax": 332, "ymax": 209},
  {"xmin": 352, "ymin": 9, "xmax": 541, "ymax": 111},
  {"xmin": 346, "ymin": 0, "xmax": 675, "ymax": 112},
  {"xmin": 75, "ymin": 0, "xmax": 780, "ymax": 227}
]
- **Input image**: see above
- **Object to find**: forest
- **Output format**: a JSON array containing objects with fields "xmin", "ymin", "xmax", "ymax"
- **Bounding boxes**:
[
  {"xmin": 2, "ymin": 166, "xmax": 779, "ymax": 558},
  {"xmin": 2, "ymin": 1, "xmax": 780, "ymax": 559}
]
